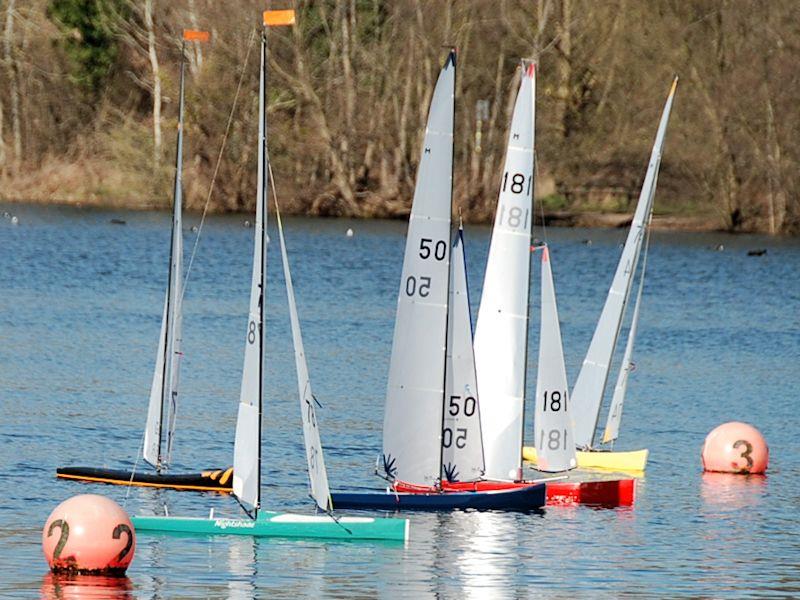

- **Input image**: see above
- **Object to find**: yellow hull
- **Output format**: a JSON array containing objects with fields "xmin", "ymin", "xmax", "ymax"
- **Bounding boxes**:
[{"xmin": 522, "ymin": 446, "xmax": 648, "ymax": 474}]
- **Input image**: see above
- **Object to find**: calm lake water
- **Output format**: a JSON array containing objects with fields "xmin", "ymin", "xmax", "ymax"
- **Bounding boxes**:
[{"xmin": 1, "ymin": 202, "xmax": 798, "ymax": 598}]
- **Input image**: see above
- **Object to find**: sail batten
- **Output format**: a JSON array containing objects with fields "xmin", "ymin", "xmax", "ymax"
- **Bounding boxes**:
[
  {"xmin": 233, "ymin": 35, "xmax": 268, "ymax": 513},
  {"xmin": 382, "ymin": 51, "xmax": 455, "ymax": 486},
  {"xmin": 473, "ymin": 62, "xmax": 535, "ymax": 481},
  {"xmin": 534, "ymin": 246, "xmax": 577, "ymax": 472},
  {"xmin": 571, "ymin": 78, "xmax": 677, "ymax": 448}
]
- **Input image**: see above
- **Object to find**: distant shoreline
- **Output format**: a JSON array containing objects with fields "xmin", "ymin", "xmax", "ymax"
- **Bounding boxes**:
[{"xmin": 0, "ymin": 196, "xmax": 745, "ymax": 234}]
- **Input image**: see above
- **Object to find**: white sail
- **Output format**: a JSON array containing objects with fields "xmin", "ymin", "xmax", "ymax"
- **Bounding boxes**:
[
  {"xmin": 473, "ymin": 62, "xmax": 535, "ymax": 481},
  {"xmin": 233, "ymin": 36, "xmax": 268, "ymax": 512},
  {"xmin": 275, "ymin": 208, "xmax": 332, "ymax": 512},
  {"xmin": 602, "ymin": 226, "xmax": 650, "ymax": 444},
  {"xmin": 571, "ymin": 77, "xmax": 677, "ymax": 448},
  {"xmin": 143, "ymin": 297, "xmax": 168, "ymax": 467},
  {"xmin": 442, "ymin": 226, "xmax": 485, "ymax": 482},
  {"xmin": 143, "ymin": 61, "xmax": 185, "ymax": 471},
  {"xmin": 381, "ymin": 51, "xmax": 455, "ymax": 486},
  {"xmin": 533, "ymin": 245, "xmax": 577, "ymax": 472}
]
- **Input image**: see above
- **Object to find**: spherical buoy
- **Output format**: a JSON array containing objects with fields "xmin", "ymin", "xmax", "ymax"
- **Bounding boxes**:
[
  {"xmin": 346, "ymin": 228, "xmax": 354, "ymax": 237},
  {"xmin": 701, "ymin": 422, "xmax": 769, "ymax": 474},
  {"xmin": 10, "ymin": 215, "xmax": 18, "ymax": 225},
  {"xmin": 42, "ymin": 495, "xmax": 136, "ymax": 575}
]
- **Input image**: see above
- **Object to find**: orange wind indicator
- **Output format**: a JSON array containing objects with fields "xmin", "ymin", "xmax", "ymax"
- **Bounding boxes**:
[
  {"xmin": 183, "ymin": 29, "xmax": 210, "ymax": 43},
  {"xmin": 263, "ymin": 9, "xmax": 296, "ymax": 27}
]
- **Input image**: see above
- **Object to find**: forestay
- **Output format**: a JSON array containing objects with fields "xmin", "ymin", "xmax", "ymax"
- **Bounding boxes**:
[
  {"xmin": 144, "ymin": 62, "xmax": 185, "ymax": 471},
  {"xmin": 233, "ymin": 36, "xmax": 268, "ymax": 512},
  {"xmin": 382, "ymin": 51, "xmax": 455, "ymax": 486},
  {"xmin": 570, "ymin": 77, "xmax": 677, "ymax": 448},
  {"xmin": 442, "ymin": 227, "xmax": 485, "ymax": 482},
  {"xmin": 602, "ymin": 226, "xmax": 651, "ymax": 444},
  {"xmin": 275, "ymin": 207, "xmax": 332, "ymax": 512},
  {"xmin": 473, "ymin": 62, "xmax": 535, "ymax": 481},
  {"xmin": 533, "ymin": 246, "xmax": 577, "ymax": 473}
]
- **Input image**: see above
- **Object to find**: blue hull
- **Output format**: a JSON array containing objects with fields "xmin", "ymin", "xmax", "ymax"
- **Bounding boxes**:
[{"xmin": 331, "ymin": 483, "xmax": 545, "ymax": 512}]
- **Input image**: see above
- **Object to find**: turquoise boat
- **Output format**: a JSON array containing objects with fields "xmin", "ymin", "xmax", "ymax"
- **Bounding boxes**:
[
  {"xmin": 132, "ymin": 15, "xmax": 408, "ymax": 543},
  {"xmin": 132, "ymin": 512, "xmax": 408, "ymax": 542}
]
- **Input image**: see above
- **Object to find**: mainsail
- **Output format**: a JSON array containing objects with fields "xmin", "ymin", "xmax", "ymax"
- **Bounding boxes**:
[
  {"xmin": 275, "ymin": 206, "xmax": 332, "ymax": 512},
  {"xmin": 533, "ymin": 245, "xmax": 577, "ymax": 472},
  {"xmin": 382, "ymin": 51, "xmax": 455, "ymax": 486},
  {"xmin": 442, "ymin": 226, "xmax": 485, "ymax": 483},
  {"xmin": 143, "ymin": 60, "xmax": 185, "ymax": 471},
  {"xmin": 473, "ymin": 62, "xmax": 535, "ymax": 481},
  {"xmin": 602, "ymin": 226, "xmax": 651, "ymax": 444},
  {"xmin": 233, "ymin": 34, "xmax": 268, "ymax": 513},
  {"xmin": 570, "ymin": 77, "xmax": 677, "ymax": 448}
]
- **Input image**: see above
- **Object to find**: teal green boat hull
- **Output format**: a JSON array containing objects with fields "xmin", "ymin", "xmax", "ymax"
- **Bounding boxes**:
[{"xmin": 131, "ymin": 511, "xmax": 408, "ymax": 542}]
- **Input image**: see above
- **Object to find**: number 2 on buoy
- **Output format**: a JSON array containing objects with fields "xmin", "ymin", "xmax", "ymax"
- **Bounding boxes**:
[
  {"xmin": 112, "ymin": 523, "xmax": 133, "ymax": 563},
  {"xmin": 47, "ymin": 519, "xmax": 69, "ymax": 560}
]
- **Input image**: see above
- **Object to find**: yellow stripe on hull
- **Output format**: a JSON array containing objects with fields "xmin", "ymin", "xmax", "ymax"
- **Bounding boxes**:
[
  {"xmin": 522, "ymin": 446, "xmax": 648, "ymax": 474},
  {"xmin": 56, "ymin": 473, "xmax": 233, "ymax": 493}
]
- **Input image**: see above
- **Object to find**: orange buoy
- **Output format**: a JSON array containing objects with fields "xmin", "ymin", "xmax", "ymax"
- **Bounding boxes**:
[
  {"xmin": 42, "ymin": 495, "xmax": 136, "ymax": 575},
  {"xmin": 701, "ymin": 422, "xmax": 769, "ymax": 474}
]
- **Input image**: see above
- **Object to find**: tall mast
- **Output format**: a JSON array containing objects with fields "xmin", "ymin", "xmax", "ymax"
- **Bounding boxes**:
[
  {"xmin": 256, "ymin": 30, "xmax": 268, "ymax": 518},
  {"xmin": 437, "ymin": 48, "xmax": 457, "ymax": 486}
]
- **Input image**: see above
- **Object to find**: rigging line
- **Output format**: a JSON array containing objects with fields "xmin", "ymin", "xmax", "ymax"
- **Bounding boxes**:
[
  {"xmin": 181, "ymin": 29, "xmax": 257, "ymax": 303},
  {"xmin": 123, "ymin": 428, "xmax": 148, "ymax": 509}
]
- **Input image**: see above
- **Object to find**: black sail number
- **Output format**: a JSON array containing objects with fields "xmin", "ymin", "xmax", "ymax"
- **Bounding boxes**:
[
  {"xmin": 247, "ymin": 320, "xmax": 257, "ymax": 344},
  {"xmin": 501, "ymin": 171, "xmax": 533, "ymax": 196},
  {"xmin": 542, "ymin": 390, "xmax": 567, "ymax": 412},
  {"xmin": 405, "ymin": 276, "xmax": 431, "ymax": 297},
  {"xmin": 442, "ymin": 427, "xmax": 468, "ymax": 449},
  {"xmin": 448, "ymin": 395, "xmax": 477, "ymax": 417},
  {"xmin": 419, "ymin": 238, "xmax": 447, "ymax": 261}
]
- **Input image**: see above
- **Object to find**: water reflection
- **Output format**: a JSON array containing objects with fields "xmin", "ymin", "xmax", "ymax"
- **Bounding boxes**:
[
  {"xmin": 453, "ymin": 512, "xmax": 519, "ymax": 598},
  {"xmin": 701, "ymin": 472, "xmax": 767, "ymax": 510},
  {"xmin": 40, "ymin": 573, "xmax": 134, "ymax": 600},
  {"xmin": 225, "ymin": 536, "xmax": 256, "ymax": 599}
]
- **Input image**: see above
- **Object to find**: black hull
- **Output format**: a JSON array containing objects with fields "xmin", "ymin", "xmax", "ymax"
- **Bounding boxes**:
[
  {"xmin": 330, "ymin": 483, "xmax": 546, "ymax": 512},
  {"xmin": 56, "ymin": 466, "xmax": 234, "ymax": 492}
]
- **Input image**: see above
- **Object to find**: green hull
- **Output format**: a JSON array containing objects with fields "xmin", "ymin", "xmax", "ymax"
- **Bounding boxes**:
[{"xmin": 131, "ymin": 511, "xmax": 408, "ymax": 542}]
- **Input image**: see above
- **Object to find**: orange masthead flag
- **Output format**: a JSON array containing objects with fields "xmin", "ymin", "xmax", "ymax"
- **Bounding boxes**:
[
  {"xmin": 183, "ymin": 29, "xmax": 210, "ymax": 42},
  {"xmin": 263, "ymin": 9, "xmax": 296, "ymax": 26}
]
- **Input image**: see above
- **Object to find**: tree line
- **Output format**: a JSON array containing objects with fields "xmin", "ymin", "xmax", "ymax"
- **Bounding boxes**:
[{"xmin": 0, "ymin": 0, "xmax": 797, "ymax": 233}]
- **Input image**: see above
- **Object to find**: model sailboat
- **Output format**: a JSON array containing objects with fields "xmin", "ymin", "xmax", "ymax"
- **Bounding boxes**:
[
  {"xmin": 523, "ymin": 77, "xmax": 678, "ymax": 473},
  {"xmin": 399, "ymin": 62, "xmax": 633, "ymax": 506},
  {"xmin": 56, "ymin": 30, "xmax": 230, "ymax": 492},
  {"xmin": 329, "ymin": 51, "xmax": 545, "ymax": 512},
  {"xmin": 132, "ymin": 12, "xmax": 407, "ymax": 540}
]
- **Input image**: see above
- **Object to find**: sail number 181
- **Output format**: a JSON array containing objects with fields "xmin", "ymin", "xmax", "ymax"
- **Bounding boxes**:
[{"xmin": 542, "ymin": 390, "xmax": 567, "ymax": 412}]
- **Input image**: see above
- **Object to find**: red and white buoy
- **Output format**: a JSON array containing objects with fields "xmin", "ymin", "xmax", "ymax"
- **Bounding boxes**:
[
  {"xmin": 701, "ymin": 422, "xmax": 769, "ymax": 474},
  {"xmin": 42, "ymin": 494, "xmax": 136, "ymax": 575}
]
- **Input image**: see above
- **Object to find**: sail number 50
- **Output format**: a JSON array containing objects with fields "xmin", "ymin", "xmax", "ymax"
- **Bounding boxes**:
[
  {"xmin": 448, "ymin": 395, "xmax": 476, "ymax": 417},
  {"xmin": 405, "ymin": 276, "xmax": 431, "ymax": 297},
  {"xmin": 443, "ymin": 427, "xmax": 467, "ymax": 449},
  {"xmin": 419, "ymin": 238, "xmax": 447, "ymax": 261}
]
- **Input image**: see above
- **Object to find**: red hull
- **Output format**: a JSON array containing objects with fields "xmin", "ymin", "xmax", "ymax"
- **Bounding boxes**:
[{"xmin": 393, "ymin": 478, "xmax": 635, "ymax": 507}]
